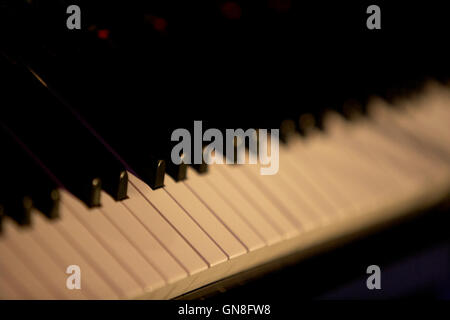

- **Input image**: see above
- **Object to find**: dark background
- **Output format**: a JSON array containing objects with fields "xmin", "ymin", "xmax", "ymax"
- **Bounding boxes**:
[
  {"xmin": 1, "ymin": 0, "xmax": 449, "ymax": 299},
  {"xmin": 2, "ymin": 1, "xmax": 450, "ymax": 137}
]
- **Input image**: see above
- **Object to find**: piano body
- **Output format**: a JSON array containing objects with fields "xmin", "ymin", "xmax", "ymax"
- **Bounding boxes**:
[{"xmin": 0, "ymin": 1, "xmax": 449, "ymax": 300}]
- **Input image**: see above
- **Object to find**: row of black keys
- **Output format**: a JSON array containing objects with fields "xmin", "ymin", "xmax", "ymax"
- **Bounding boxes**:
[
  {"xmin": 0, "ymin": 49, "xmax": 375, "ymax": 230},
  {"xmin": 0, "ymin": 47, "xmax": 447, "ymax": 232},
  {"xmin": 0, "ymin": 53, "xmax": 198, "ymax": 230},
  {"xmin": 0, "ymin": 49, "xmax": 446, "ymax": 228}
]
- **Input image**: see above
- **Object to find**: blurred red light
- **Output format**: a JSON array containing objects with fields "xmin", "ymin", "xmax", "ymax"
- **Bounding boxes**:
[
  {"xmin": 97, "ymin": 29, "xmax": 110, "ymax": 40},
  {"xmin": 153, "ymin": 17, "xmax": 168, "ymax": 32},
  {"xmin": 221, "ymin": 2, "xmax": 242, "ymax": 20}
]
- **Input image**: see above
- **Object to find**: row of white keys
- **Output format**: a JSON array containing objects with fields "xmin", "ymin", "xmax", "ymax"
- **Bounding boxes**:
[
  {"xmin": 277, "ymin": 143, "xmax": 341, "ymax": 223},
  {"xmin": 324, "ymin": 113, "xmax": 403, "ymax": 187},
  {"xmin": 367, "ymin": 101, "xmax": 449, "ymax": 183},
  {"xmin": 0, "ymin": 229, "xmax": 55, "ymax": 299},
  {"xmin": 352, "ymin": 99, "xmax": 450, "ymax": 189},
  {"xmin": 404, "ymin": 97, "xmax": 450, "ymax": 151},
  {"xmin": 2, "ymin": 86, "xmax": 448, "ymax": 300},
  {"xmin": 316, "ymin": 119, "xmax": 407, "ymax": 212},
  {"xmin": 425, "ymin": 84, "xmax": 450, "ymax": 123},
  {"xmin": 1, "ymin": 194, "xmax": 163, "ymax": 298},
  {"xmin": 273, "ymin": 119, "xmax": 399, "ymax": 222},
  {"xmin": 204, "ymin": 165, "xmax": 282, "ymax": 245},
  {"xmin": 214, "ymin": 164, "xmax": 300, "ymax": 239},
  {"xmin": 56, "ymin": 197, "xmax": 143, "ymax": 298},
  {"xmin": 409, "ymin": 100, "xmax": 450, "ymax": 146},
  {"xmin": 240, "ymin": 161, "xmax": 318, "ymax": 232},
  {"xmin": 319, "ymin": 119, "xmax": 406, "ymax": 210},
  {"xmin": 349, "ymin": 118, "xmax": 436, "ymax": 188},
  {"xmin": 405, "ymin": 85, "xmax": 450, "ymax": 142},
  {"xmin": 365, "ymin": 117, "xmax": 442, "ymax": 182},
  {"xmin": 335, "ymin": 106, "xmax": 448, "ymax": 198},
  {"xmin": 379, "ymin": 100, "xmax": 450, "ymax": 163},
  {"xmin": 128, "ymin": 174, "xmax": 227, "ymax": 268},
  {"xmin": 163, "ymin": 173, "xmax": 247, "ymax": 259},
  {"xmin": 326, "ymin": 113, "xmax": 421, "ymax": 195},
  {"xmin": 184, "ymin": 168, "xmax": 265, "ymax": 252},
  {"xmin": 104, "ymin": 190, "xmax": 207, "ymax": 299},
  {"xmin": 324, "ymin": 113, "xmax": 408, "ymax": 196},
  {"xmin": 1, "ymin": 218, "xmax": 87, "ymax": 299},
  {"xmin": 0, "ymin": 274, "xmax": 24, "ymax": 299},
  {"xmin": 309, "ymin": 135, "xmax": 385, "ymax": 213},
  {"xmin": 122, "ymin": 177, "xmax": 207, "ymax": 276},
  {"xmin": 392, "ymin": 97, "xmax": 450, "ymax": 163},
  {"xmin": 286, "ymin": 135, "xmax": 357, "ymax": 216},
  {"xmin": 61, "ymin": 190, "xmax": 165, "ymax": 293},
  {"xmin": 30, "ymin": 210, "xmax": 119, "ymax": 299},
  {"xmin": 401, "ymin": 87, "xmax": 450, "ymax": 133},
  {"xmin": 99, "ymin": 190, "xmax": 187, "ymax": 285},
  {"xmin": 299, "ymin": 133, "xmax": 375, "ymax": 216},
  {"xmin": 254, "ymin": 149, "xmax": 329, "ymax": 227}
]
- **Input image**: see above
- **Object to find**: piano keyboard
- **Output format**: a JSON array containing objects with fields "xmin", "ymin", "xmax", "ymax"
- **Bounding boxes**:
[{"xmin": 1, "ymin": 82, "xmax": 449, "ymax": 300}]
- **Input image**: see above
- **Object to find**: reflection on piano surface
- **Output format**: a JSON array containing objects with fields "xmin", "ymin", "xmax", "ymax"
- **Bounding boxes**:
[{"xmin": 0, "ymin": 1, "xmax": 449, "ymax": 299}]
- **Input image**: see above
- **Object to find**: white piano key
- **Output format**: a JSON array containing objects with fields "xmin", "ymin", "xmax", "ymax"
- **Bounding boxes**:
[
  {"xmin": 99, "ymin": 190, "xmax": 187, "ymax": 285},
  {"xmin": 322, "ymin": 138, "xmax": 403, "ymax": 208},
  {"xmin": 184, "ymin": 168, "xmax": 265, "ymax": 252},
  {"xmin": 322, "ymin": 114, "xmax": 405, "ymax": 194},
  {"xmin": 367, "ymin": 102, "xmax": 449, "ymax": 182},
  {"xmin": 214, "ymin": 164, "xmax": 299, "ymax": 239},
  {"xmin": 55, "ymin": 201, "xmax": 142, "ymax": 298},
  {"xmin": 303, "ymin": 134, "xmax": 380, "ymax": 214},
  {"xmin": 403, "ymin": 94, "xmax": 450, "ymax": 146},
  {"xmin": 353, "ymin": 129, "xmax": 424, "ymax": 189},
  {"xmin": 1, "ymin": 219, "xmax": 87, "ymax": 299},
  {"xmin": 0, "ymin": 274, "xmax": 24, "ymax": 299},
  {"xmin": 378, "ymin": 102, "xmax": 450, "ymax": 163},
  {"xmin": 30, "ymin": 209, "xmax": 120, "ymax": 299},
  {"xmin": 422, "ymin": 82, "xmax": 450, "ymax": 119},
  {"xmin": 277, "ymin": 144, "xmax": 339, "ymax": 223},
  {"xmin": 262, "ymin": 148, "xmax": 330, "ymax": 226},
  {"xmin": 205, "ymin": 166, "xmax": 283, "ymax": 245},
  {"xmin": 350, "ymin": 119, "xmax": 434, "ymax": 186},
  {"xmin": 288, "ymin": 133, "xmax": 367, "ymax": 214},
  {"xmin": 129, "ymin": 173, "xmax": 227, "ymax": 268},
  {"xmin": 122, "ymin": 179, "xmax": 208, "ymax": 276},
  {"xmin": 240, "ymin": 162, "xmax": 319, "ymax": 231},
  {"xmin": 285, "ymin": 136, "xmax": 356, "ymax": 215},
  {"xmin": 349, "ymin": 123, "xmax": 435, "ymax": 184},
  {"xmin": 324, "ymin": 114, "xmax": 421, "ymax": 194},
  {"xmin": 320, "ymin": 122, "xmax": 403, "ymax": 205},
  {"xmin": 0, "ymin": 238, "xmax": 53, "ymax": 299},
  {"xmin": 61, "ymin": 190, "xmax": 165, "ymax": 293},
  {"xmin": 163, "ymin": 174, "xmax": 247, "ymax": 259}
]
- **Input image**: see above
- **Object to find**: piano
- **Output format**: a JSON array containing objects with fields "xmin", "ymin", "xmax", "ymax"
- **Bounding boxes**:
[{"xmin": 0, "ymin": 1, "xmax": 449, "ymax": 300}]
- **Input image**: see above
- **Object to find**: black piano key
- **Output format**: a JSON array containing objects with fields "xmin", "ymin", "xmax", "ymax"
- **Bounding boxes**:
[
  {"xmin": 1, "ymin": 194, "xmax": 33, "ymax": 227},
  {"xmin": 165, "ymin": 151, "xmax": 187, "ymax": 181},
  {"xmin": 1, "ymin": 55, "xmax": 127, "ymax": 206},
  {"xmin": 0, "ymin": 124, "xmax": 61, "ymax": 220},
  {"xmin": 298, "ymin": 113, "xmax": 318, "ymax": 136},
  {"xmin": 27, "ymin": 68, "xmax": 129, "ymax": 202},
  {"xmin": 1, "ymin": 59, "xmax": 99, "ymax": 207},
  {"xmin": 192, "ymin": 162, "xmax": 208, "ymax": 174},
  {"xmin": 102, "ymin": 169, "xmax": 128, "ymax": 200},
  {"xmin": 7, "ymin": 47, "xmax": 174, "ymax": 190},
  {"xmin": 0, "ymin": 204, "xmax": 3, "ymax": 233},
  {"xmin": 279, "ymin": 119, "xmax": 297, "ymax": 144},
  {"xmin": 127, "ymin": 156, "xmax": 165, "ymax": 190},
  {"xmin": 32, "ymin": 188, "xmax": 60, "ymax": 220},
  {"xmin": 0, "ymin": 162, "xmax": 33, "ymax": 226},
  {"xmin": 166, "ymin": 162, "xmax": 188, "ymax": 182}
]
